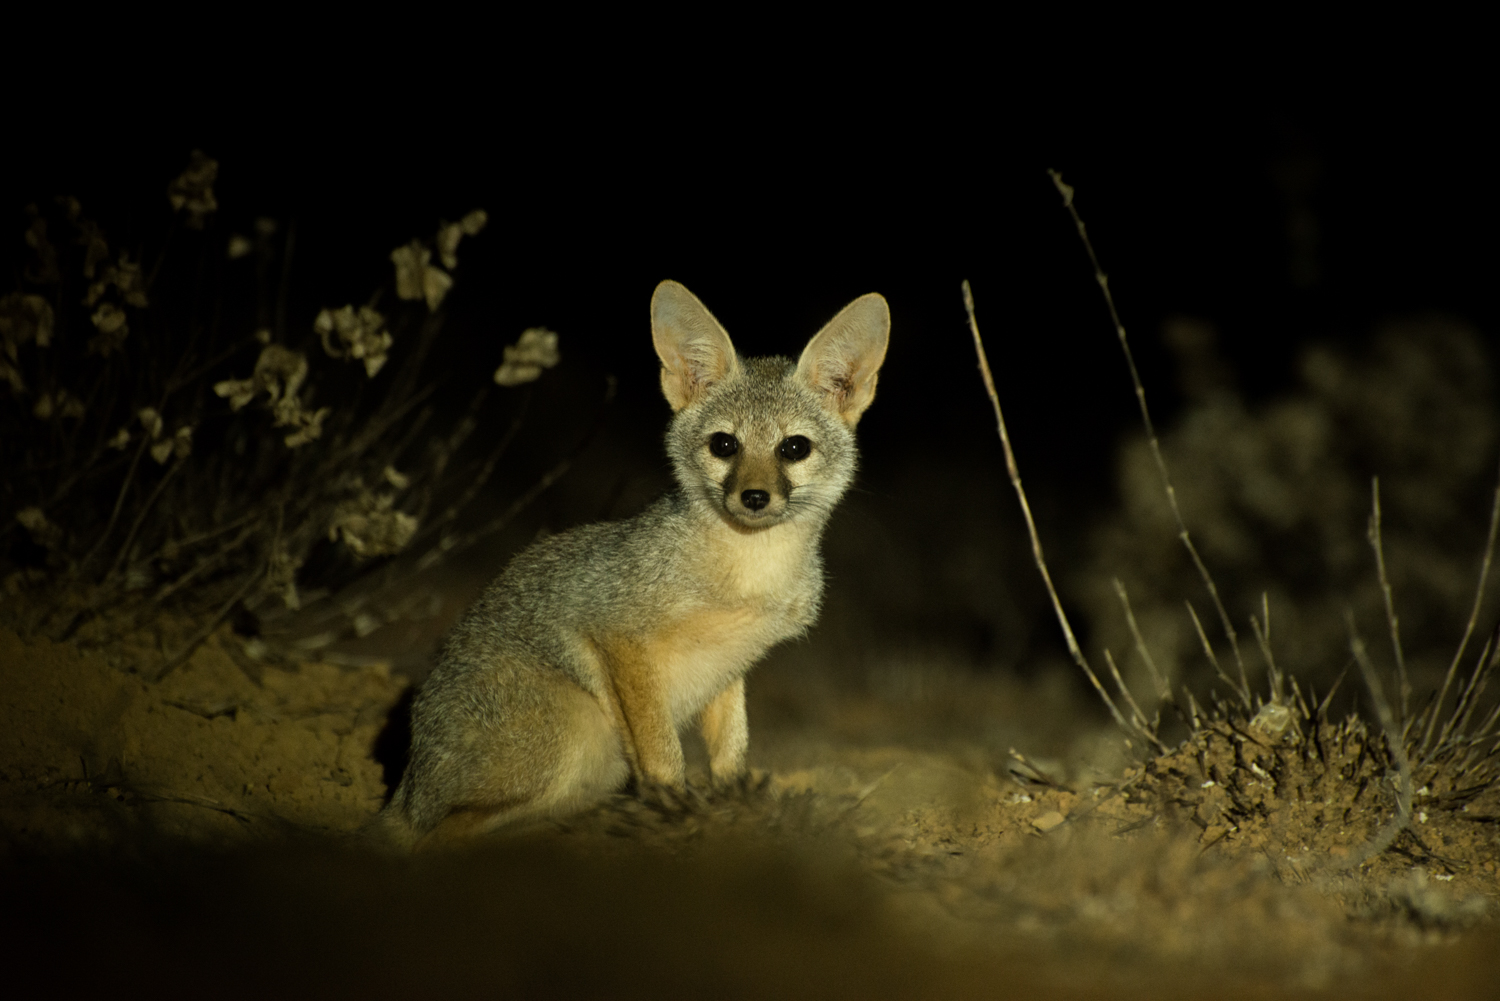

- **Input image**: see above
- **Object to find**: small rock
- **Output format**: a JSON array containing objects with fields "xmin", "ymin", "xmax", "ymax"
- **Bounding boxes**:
[{"xmin": 1032, "ymin": 810, "xmax": 1065, "ymax": 832}]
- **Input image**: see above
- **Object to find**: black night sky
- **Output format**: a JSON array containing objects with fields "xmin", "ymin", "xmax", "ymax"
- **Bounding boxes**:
[{"xmin": 14, "ymin": 89, "xmax": 1492, "ymax": 441}]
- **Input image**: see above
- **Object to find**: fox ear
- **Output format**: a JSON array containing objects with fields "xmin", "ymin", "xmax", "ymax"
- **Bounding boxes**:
[
  {"xmin": 652, "ymin": 280, "xmax": 740, "ymax": 411},
  {"xmin": 796, "ymin": 293, "xmax": 890, "ymax": 427}
]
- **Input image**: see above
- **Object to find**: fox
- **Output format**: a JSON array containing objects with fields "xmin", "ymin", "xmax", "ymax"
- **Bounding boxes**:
[{"xmin": 377, "ymin": 279, "xmax": 890, "ymax": 847}]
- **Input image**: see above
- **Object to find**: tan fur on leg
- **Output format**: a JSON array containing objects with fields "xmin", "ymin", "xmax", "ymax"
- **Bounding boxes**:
[
  {"xmin": 600, "ymin": 637, "xmax": 686, "ymax": 788},
  {"xmin": 700, "ymin": 677, "xmax": 749, "ymax": 784}
]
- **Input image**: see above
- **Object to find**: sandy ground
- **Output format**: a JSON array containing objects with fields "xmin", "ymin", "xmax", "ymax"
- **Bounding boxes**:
[{"xmin": 3, "ymin": 609, "xmax": 1499, "ymax": 999}]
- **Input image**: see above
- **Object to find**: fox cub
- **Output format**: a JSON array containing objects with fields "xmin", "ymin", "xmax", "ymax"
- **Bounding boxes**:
[{"xmin": 379, "ymin": 280, "xmax": 889, "ymax": 846}]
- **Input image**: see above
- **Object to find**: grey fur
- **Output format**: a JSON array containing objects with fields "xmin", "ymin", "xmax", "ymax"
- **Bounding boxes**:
[{"xmin": 378, "ymin": 281, "xmax": 889, "ymax": 846}]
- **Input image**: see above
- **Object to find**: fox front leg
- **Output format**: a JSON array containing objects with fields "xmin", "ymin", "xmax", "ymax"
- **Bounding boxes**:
[
  {"xmin": 699, "ymin": 677, "xmax": 749, "ymax": 785},
  {"xmin": 604, "ymin": 655, "xmax": 687, "ymax": 790}
]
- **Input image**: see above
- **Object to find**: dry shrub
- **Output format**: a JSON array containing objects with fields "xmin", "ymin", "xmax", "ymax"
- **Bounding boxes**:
[
  {"xmin": 0, "ymin": 153, "xmax": 584, "ymax": 678},
  {"xmin": 967, "ymin": 171, "xmax": 1500, "ymax": 912}
]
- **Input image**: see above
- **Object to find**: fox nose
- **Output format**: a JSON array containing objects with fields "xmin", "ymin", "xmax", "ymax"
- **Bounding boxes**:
[{"xmin": 741, "ymin": 489, "xmax": 770, "ymax": 511}]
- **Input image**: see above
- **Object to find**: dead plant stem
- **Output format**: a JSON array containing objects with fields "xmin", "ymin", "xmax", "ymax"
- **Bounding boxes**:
[
  {"xmin": 151, "ymin": 521, "xmax": 259, "ymax": 605},
  {"xmin": 155, "ymin": 565, "xmax": 265, "ymax": 682},
  {"xmin": 107, "ymin": 455, "xmax": 185, "ymax": 579},
  {"xmin": 1449, "ymin": 627, "xmax": 1500, "ymax": 745},
  {"xmin": 79, "ymin": 432, "xmax": 153, "ymax": 575},
  {"xmin": 1367, "ymin": 477, "xmax": 1412, "ymax": 727},
  {"xmin": 1113, "ymin": 578, "xmax": 1171, "ymax": 703},
  {"xmin": 1104, "ymin": 649, "xmax": 1167, "ymax": 753},
  {"xmin": 1250, "ymin": 599, "xmax": 1284, "ymax": 702},
  {"xmin": 1338, "ymin": 615, "xmax": 1414, "ymax": 871},
  {"xmin": 1186, "ymin": 601, "xmax": 1251, "ymax": 706},
  {"xmin": 1423, "ymin": 472, "xmax": 1500, "ymax": 759},
  {"xmin": 1048, "ymin": 169, "xmax": 1249, "ymax": 700},
  {"xmin": 962, "ymin": 280, "xmax": 1133, "ymax": 734},
  {"xmin": 410, "ymin": 375, "xmax": 616, "ymax": 575}
]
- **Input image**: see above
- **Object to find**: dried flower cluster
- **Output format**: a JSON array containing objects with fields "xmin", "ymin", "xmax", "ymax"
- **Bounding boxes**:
[
  {"xmin": 167, "ymin": 150, "xmax": 219, "ymax": 229},
  {"xmin": 14, "ymin": 506, "xmax": 62, "ymax": 549},
  {"xmin": 134, "ymin": 407, "xmax": 195, "ymax": 464},
  {"xmin": 0, "ymin": 292, "xmax": 55, "ymax": 392},
  {"xmin": 316, "ymin": 305, "xmax": 392, "ymax": 377},
  {"xmin": 390, "ymin": 209, "xmax": 487, "ymax": 311},
  {"xmin": 328, "ymin": 489, "xmax": 419, "ymax": 558},
  {"xmin": 83, "ymin": 252, "xmax": 149, "ymax": 356},
  {"xmin": 31, "ymin": 389, "xmax": 85, "ymax": 421},
  {"xmin": 264, "ymin": 542, "xmax": 303, "ymax": 611},
  {"xmin": 59, "ymin": 196, "xmax": 110, "ymax": 279},
  {"xmin": 494, "ymin": 327, "xmax": 561, "ymax": 386},
  {"xmin": 437, "ymin": 211, "xmax": 488, "ymax": 268},
  {"xmin": 213, "ymin": 345, "xmax": 331, "ymax": 448}
]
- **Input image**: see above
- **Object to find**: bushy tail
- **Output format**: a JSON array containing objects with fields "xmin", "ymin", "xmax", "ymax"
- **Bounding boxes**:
[{"xmin": 355, "ymin": 785, "xmax": 420, "ymax": 852}]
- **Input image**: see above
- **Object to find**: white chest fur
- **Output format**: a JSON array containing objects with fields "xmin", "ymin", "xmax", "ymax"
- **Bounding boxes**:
[{"xmin": 656, "ymin": 520, "xmax": 820, "ymax": 723}]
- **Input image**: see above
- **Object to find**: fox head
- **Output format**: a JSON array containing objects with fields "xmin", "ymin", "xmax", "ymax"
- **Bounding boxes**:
[{"xmin": 651, "ymin": 280, "xmax": 890, "ymax": 531}]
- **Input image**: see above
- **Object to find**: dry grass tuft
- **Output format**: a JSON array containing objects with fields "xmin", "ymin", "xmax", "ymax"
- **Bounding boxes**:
[{"xmin": 966, "ymin": 170, "xmax": 1500, "ymax": 904}]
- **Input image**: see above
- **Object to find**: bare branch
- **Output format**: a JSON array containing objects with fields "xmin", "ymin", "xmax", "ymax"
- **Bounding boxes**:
[
  {"xmin": 1104, "ymin": 648, "xmax": 1167, "ymax": 753},
  {"xmin": 1366, "ymin": 477, "xmax": 1411, "ymax": 727},
  {"xmin": 1187, "ymin": 600, "xmax": 1251, "ymax": 707},
  {"xmin": 1335, "ymin": 613, "xmax": 1413, "ymax": 871},
  {"xmin": 108, "ymin": 455, "xmax": 185, "ymax": 579},
  {"xmin": 78, "ymin": 432, "xmax": 153, "ymax": 574},
  {"xmin": 1249, "ymin": 602, "xmax": 1284, "ymax": 704},
  {"xmin": 1113, "ymin": 578, "xmax": 1171, "ymax": 703},
  {"xmin": 1423, "ymin": 468, "xmax": 1500, "ymax": 758},
  {"xmin": 155, "ymin": 565, "xmax": 265, "ymax": 682},
  {"xmin": 963, "ymin": 280, "xmax": 1131, "ymax": 734},
  {"xmin": 1048, "ymin": 168, "xmax": 1248, "ymax": 690}
]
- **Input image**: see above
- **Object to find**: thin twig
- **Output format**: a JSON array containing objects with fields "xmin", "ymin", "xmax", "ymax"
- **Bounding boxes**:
[
  {"xmin": 78, "ymin": 432, "xmax": 153, "ymax": 574},
  {"xmin": 1423, "ymin": 471, "xmax": 1500, "ymax": 758},
  {"xmin": 417, "ymin": 454, "xmax": 575, "ymax": 572},
  {"xmin": 1249, "ymin": 599, "xmax": 1284, "ymax": 702},
  {"xmin": 410, "ymin": 390, "xmax": 529, "ymax": 546},
  {"xmin": 172, "ymin": 329, "xmax": 264, "ymax": 390},
  {"xmin": 154, "ymin": 565, "xmax": 265, "ymax": 682},
  {"xmin": 1448, "ymin": 628, "xmax": 1500, "ymax": 747},
  {"xmin": 330, "ymin": 381, "xmax": 441, "ymax": 469},
  {"xmin": 1367, "ymin": 477, "xmax": 1411, "ymax": 727},
  {"xmin": 414, "ymin": 375, "xmax": 617, "ymax": 574},
  {"xmin": 1335, "ymin": 614, "xmax": 1414, "ymax": 871},
  {"xmin": 1316, "ymin": 661, "xmax": 1351, "ymax": 720},
  {"xmin": 1048, "ymin": 169, "xmax": 1249, "ymax": 692},
  {"xmin": 135, "ymin": 790, "xmax": 255, "ymax": 824},
  {"xmin": 1113, "ymin": 578, "xmax": 1171, "ymax": 703},
  {"xmin": 1289, "ymin": 676, "xmax": 1312, "ymax": 721},
  {"xmin": 151, "ymin": 510, "xmax": 258, "ymax": 565},
  {"xmin": 151, "ymin": 521, "xmax": 259, "ymax": 605},
  {"xmin": 1467, "ymin": 696, "xmax": 1500, "ymax": 748},
  {"xmin": 107, "ymin": 455, "xmax": 185, "ymax": 579},
  {"xmin": 963, "ymin": 280, "xmax": 1131, "ymax": 734},
  {"xmin": 1186, "ymin": 600, "xmax": 1251, "ymax": 707},
  {"xmin": 1445, "ymin": 627, "xmax": 1497, "ymax": 746},
  {"xmin": 1184, "ymin": 688, "xmax": 1204, "ymax": 731},
  {"xmin": 1104, "ymin": 648, "xmax": 1166, "ymax": 752}
]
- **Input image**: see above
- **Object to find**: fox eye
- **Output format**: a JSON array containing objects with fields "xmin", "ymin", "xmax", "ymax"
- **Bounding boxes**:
[
  {"xmin": 778, "ymin": 435, "xmax": 811, "ymax": 461},
  {"xmin": 709, "ymin": 433, "xmax": 739, "ymax": 458}
]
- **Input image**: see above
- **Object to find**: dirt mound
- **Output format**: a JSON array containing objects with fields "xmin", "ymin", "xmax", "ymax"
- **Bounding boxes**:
[{"xmin": 0, "ymin": 623, "xmax": 402, "ymax": 845}]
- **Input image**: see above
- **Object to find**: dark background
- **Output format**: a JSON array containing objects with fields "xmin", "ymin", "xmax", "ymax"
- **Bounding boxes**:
[
  {"xmin": 14, "ymin": 89, "xmax": 1492, "ymax": 461},
  {"xmin": 8, "ymin": 76, "xmax": 1497, "ymax": 679}
]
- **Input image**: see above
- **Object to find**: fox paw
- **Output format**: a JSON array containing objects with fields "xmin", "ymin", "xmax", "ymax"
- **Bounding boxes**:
[
  {"xmin": 709, "ymin": 767, "xmax": 771, "ymax": 799},
  {"xmin": 631, "ymin": 778, "xmax": 706, "ymax": 815}
]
